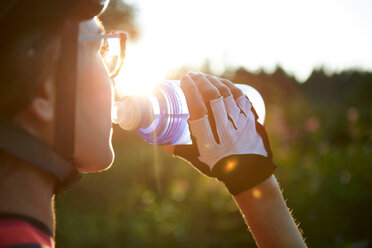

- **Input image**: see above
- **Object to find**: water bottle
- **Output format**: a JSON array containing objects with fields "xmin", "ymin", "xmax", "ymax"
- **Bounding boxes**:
[{"xmin": 112, "ymin": 80, "xmax": 265, "ymax": 145}]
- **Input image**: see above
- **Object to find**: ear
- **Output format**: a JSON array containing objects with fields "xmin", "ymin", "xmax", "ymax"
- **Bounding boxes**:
[{"xmin": 28, "ymin": 79, "xmax": 55, "ymax": 122}]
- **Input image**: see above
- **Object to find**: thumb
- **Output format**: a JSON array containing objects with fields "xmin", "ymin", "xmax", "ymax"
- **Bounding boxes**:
[
  {"xmin": 173, "ymin": 144, "xmax": 212, "ymax": 177},
  {"xmin": 163, "ymin": 144, "xmax": 198, "ymax": 164},
  {"xmin": 174, "ymin": 144, "xmax": 198, "ymax": 161},
  {"xmin": 163, "ymin": 145, "xmax": 175, "ymax": 154}
]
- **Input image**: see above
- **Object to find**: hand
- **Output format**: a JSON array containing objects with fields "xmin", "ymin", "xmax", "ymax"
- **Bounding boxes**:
[{"xmin": 166, "ymin": 72, "xmax": 276, "ymax": 195}]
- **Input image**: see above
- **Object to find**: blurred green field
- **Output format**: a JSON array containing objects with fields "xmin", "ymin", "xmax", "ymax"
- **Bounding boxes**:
[{"xmin": 55, "ymin": 67, "xmax": 372, "ymax": 247}]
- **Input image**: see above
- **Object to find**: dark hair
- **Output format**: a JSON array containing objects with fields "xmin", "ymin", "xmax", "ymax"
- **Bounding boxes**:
[
  {"xmin": 0, "ymin": 11, "xmax": 62, "ymax": 118},
  {"xmin": 0, "ymin": 0, "xmax": 108, "ymax": 118}
]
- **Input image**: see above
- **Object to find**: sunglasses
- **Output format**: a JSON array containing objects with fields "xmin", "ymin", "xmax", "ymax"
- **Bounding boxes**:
[{"xmin": 79, "ymin": 30, "xmax": 127, "ymax": 78}]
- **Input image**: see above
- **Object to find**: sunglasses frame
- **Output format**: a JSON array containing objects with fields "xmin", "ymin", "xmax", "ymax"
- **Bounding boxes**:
[{"xmin": 79, "ymin": 30, "xmax": 127, "ymax": 78}]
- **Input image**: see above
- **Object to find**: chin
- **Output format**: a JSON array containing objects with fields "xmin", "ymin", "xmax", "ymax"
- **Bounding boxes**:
[
  {"xmin": 75, "ymin": 133, "xmax": 115, "ymax": 173},
  {"xmin": 76, "ymin": 146, "xmax": 114, "ymax": 173}
]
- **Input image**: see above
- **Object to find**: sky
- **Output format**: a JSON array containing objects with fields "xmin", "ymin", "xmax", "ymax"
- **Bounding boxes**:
[{"xmin": 115, "ymin": 0, "xmax": 372, "ymax": 94}]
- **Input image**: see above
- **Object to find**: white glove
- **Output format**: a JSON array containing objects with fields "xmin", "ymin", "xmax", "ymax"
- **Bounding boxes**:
[
  {"xmin": 189, "ymin": 94, "xmax": 268, "ymax": 169},
  {"xmin": 172, "ymin": 73, "xmax": 276, "ymax": 195}
]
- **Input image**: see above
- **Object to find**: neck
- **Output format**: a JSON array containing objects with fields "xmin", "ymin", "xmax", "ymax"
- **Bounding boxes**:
[{"xmin": 0, "ymin": 155, "xmax": 55, "ymax": 236}]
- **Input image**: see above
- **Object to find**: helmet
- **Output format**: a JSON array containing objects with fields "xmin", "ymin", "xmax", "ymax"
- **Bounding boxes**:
[{"xmin": 0, "ymin": 0, "xmax": 110, "ymax": 194}]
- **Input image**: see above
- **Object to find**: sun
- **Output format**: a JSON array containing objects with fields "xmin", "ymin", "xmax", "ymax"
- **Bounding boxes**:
[{"xmin": 113, "ymin": 42, "xmax": 171, "ymax": 98}]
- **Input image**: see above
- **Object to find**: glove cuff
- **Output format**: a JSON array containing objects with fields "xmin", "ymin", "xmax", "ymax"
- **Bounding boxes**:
[{"xmin": 211, "ymin": 154, "xmax": 276, "ymax": 195}]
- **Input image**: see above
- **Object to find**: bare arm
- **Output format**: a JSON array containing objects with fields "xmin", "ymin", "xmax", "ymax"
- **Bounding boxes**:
[{"xmin": 233, "ymin": 175, "xmax": 306, "ymax": 248}]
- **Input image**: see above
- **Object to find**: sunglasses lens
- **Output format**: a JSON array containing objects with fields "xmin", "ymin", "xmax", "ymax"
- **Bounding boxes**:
[{"xmin": 100, "ymin": 36, "xmax": 122, "ymax": 76}]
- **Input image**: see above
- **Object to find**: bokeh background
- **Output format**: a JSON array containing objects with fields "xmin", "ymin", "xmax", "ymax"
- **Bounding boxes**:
[{"xmin": 55, "ymin": 0, "xmax": 372, "ymax": 247}]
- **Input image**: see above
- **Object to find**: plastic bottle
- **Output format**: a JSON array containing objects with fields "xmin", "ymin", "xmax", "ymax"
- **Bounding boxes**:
[{"xmin": 112, "ymin": 80, "xmax": 265, "ymax": 145}]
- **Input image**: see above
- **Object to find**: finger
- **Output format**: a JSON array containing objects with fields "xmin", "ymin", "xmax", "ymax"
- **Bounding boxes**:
[
  {"xmin": 204, "ymin": 74, "xmax": 231, "ymax": 97},
  {"xmin": 219, "ymin": 78, "xmax": 243, "ymax": 100},
  {"xmin": 204, "ymin": 75, "xmax": 240, "ymax": 127},
  {"xmin": 236, "ymin": 95, "xmax": 253, "ymax": 118},
  {"xmin": 188, "ymin": 72, "xmax": 221, "ymax": 103},
  {"xmin": 180, "ymin": 74, "xmax": 207, "ymax": 120},
  {"xmin": 224, "ymin": 95, "xmax": 241, "ymax": 126}
]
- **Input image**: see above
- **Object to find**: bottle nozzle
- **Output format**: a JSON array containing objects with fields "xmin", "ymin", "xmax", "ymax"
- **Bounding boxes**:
[
  {"xmin": 112, "ymin": 96, "xmax": 155, "ymax": 131},
  {"xmin": 112, "ymin": 97, "xmax": 143, "ymax": 131}
]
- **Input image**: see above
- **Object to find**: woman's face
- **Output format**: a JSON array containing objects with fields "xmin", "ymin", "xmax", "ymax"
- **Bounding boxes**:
[{"xmin": 74, "ymin": 18, "xmax": 114, "ymax": 172}]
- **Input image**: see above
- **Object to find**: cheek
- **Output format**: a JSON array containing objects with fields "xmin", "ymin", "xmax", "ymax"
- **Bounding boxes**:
[
  {"xmin": 79, "ymin": 53, "xmax": 112, "ymax": 128},
  {"xmin": 74, "ymin": 52, "xmax": 114, "ymax": 171}
]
